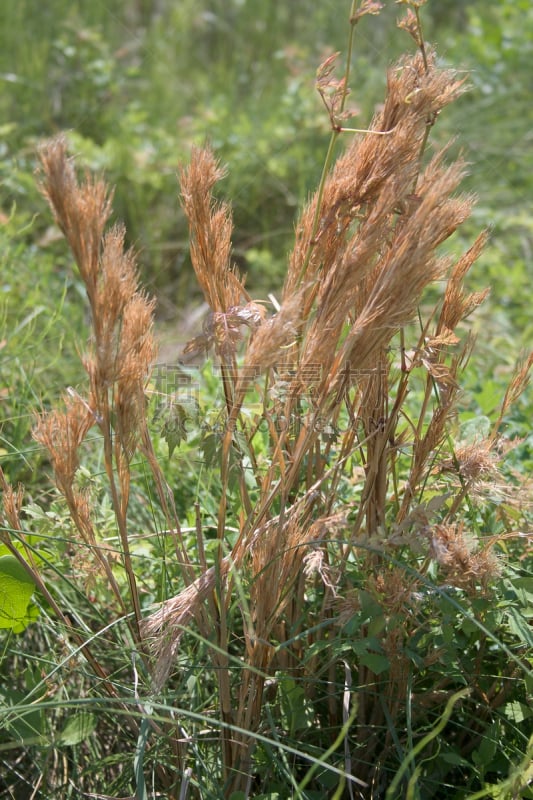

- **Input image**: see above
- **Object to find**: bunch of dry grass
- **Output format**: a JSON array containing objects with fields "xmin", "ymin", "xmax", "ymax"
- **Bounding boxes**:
[
  {"xmin": 34, "ymin": 137, "xmax": 159, "ymax": 640},
  {"xmin": 141, "ymin": 31, "xmax": 531, "ymax": 795},
  {"xmin": 2, "ymin": 5, "xmax": 530, "ymax": 797}
]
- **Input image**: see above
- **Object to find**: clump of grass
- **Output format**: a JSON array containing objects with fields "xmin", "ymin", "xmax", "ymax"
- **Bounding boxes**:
[
  {"xmin": 1, "ymin": 3, "xmax": 531, "ymax": 799},
  {"xmin": 143, "ymin": 14, "xmax": 532, "ymax": 792}
]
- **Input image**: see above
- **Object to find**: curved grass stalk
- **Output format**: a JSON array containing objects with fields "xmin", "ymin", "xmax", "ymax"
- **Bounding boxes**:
[{"xmin": 385, "ymin": 688, "xmax": 471, "ymax": 800}]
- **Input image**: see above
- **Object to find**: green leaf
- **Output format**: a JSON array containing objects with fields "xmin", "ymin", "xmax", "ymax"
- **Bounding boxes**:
[
  {"xmin": 368, "ymin": 613, "xmax": 386, "ymax": 637},
  {"xmin": 160, "ymin": 403, "xmax": 189, "ymax": 456},
  {"xmin": 0, "ymin": 556, "xmax": 39, "ymax": 633},
  {"xmin": 2, "ymin": 688, "xmax": 48, "ymax": 743},
  {"xmin": 503, "ymin": 701, "xmax": 530, "ymax": 725},
  {"xmin": 57, "ymin": 712, "xmax": 97, "ymax": 746},
  {"xmin": 200, "ymin": 430, "xmax": 221, "ymax": 470},
  {"xmin": 506, "ymin": 606, "xmax": 533, "ymax": 648},
  {"xmin": 472, "ymin": 722, "xmax": 499, "ymax": 769},
  {"xmin": 278, "ymin": 676, "xmax": 314, "ymax": 736},
  {"xmin": 253, "ymin": 795, "xmax": 281, "ymax": 800},
  {"xmin": 359, "ymin": 652, "xmax": 390, "ymax": 675},
  {"xmin": 507, "ymin": 575, "xmax": 533, "ymax": 606},
  {"xmin": 440, "ymin": 751, "xmax": 471, "ymax": 767}
]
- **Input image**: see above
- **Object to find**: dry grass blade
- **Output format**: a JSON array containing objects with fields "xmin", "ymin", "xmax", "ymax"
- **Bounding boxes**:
[
  {"xmin": 492, "ymin": 351, "xmax": 533, "ymax": 438},
  {"xmin": 37, "ymin": 136, "xmax": 112, "ymax": 302},
  {"xmin": 179, "ymin": 146, "xmax": 246, "ymax": 315},
  {"xmin": 36, "ymin": 137, "xmax": 161, "ymax": 643}
]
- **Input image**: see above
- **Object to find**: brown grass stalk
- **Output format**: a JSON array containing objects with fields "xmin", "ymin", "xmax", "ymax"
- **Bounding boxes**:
[{"xmin": 36, "ymin": 137, "xmax": 175, "ymax": 647}]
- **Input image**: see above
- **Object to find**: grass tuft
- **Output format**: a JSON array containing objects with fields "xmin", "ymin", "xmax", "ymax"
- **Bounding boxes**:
[{"xmin": 1, "ymin": 3, "xmax": 531, "ymax": 799}]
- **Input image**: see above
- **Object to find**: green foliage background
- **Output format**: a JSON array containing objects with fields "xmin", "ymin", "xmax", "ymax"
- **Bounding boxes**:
[{"xmin": 0, "ymin": 0, "xmax": 531, "ymax": 309}]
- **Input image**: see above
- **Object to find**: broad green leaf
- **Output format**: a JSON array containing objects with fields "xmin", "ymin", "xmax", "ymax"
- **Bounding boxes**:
[
  {"xmin": 254, "ymin": 795, "xmax": 281, "ymax": 800},
  {"xmin": 439, "ymin": 751, "xmax": 471, "ymax": 767},
  {"xmin": 359, "ymin": 652, "xmax": 390, "ymax": 675},
  {"xmin": 506, "ymin": 575, "xmax": 533, "ymax": 606},
  {"xmin": 279, "ymin": 676, "xmax": 314, "ymax": 735},
  {"xmin": 472, "ymin": 722, "xmax": 499, "ymax": 768},
  {"xmin": 0, "ymin": 556, "xmax": 39, "ymax": 633},
  {"xmin": 368, "ymin": 613, "xmax": 386, "ymax": 637},
  {"xmin": 57, "ymin": 712, "xmax": 97, "ymax": 746},
  {"xmin": 506, "ymin": 606, "xmax": 533, "ymax": 648},
  {"xmin": 200, "ymin": 430, "xmax": 221, "ymax": 470},
  {"xmin": 155, "ymin": 401, "xmax": 197, "ymax": 456},
  {"xmin": 2, "ymin": 688, "xmax": 47, "ymax": 743},
  {"xmin": 503, "ymin": 701, "xmax": 530, "ymax": 725}
]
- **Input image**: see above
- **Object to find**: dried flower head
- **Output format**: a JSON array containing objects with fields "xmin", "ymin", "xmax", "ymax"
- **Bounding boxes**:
[
  {"xmin": 33, "ymin": 394, "xmax": 95, "ymax": 495},
  {"xmin": 38, "ymin": 137, "xmax": 157, "ymax": 469},
  {"xmin": 430, "ymin": 523, "xmax": 500, "ymax": 590},
  {"xmin": 179, "ymin": 146, "xmax": 246, "ymax": 313},
  {"xmin": 183, "ymin": 302, "xmax": 265, "ymax": 362},
  {"xmin": 352, "ymin": 1, "xmax": 384, "ymax": 22},
  {"xmin": 0, "ymin": 469, "xmax": 24, "ymax": 534},
  {"xmin": 38, "ymin": 136, "xmax": 112, "ymax": 301}
]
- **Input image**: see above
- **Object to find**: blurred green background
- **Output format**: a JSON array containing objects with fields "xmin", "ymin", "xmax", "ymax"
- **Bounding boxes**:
[
  {"xmin": 1, "ymin": 0, "xmax": 531, "ymax": 301},
  {"xmin": 0, "ymin": 0, "xmax": 531, "ymax": 485}
]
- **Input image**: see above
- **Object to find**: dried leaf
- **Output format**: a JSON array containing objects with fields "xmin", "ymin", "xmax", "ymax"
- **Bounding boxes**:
[
  {"xmin": 181, "ymin": 333, "xmax": 211, "ymax": 362},
  {"xmin": 397, "ymin": 9, "xmax": 422, "ymax": 46},
  {"xmin": 425, "ymin": 330, "xmax": 460, "ymax": 350},
  {"xmin": 352, "ymin": 0, "xmax": 384, "ymax": 22},
  {"xmin": 316, "ymin": 52, "xmax": 341, "ymax": 87}
]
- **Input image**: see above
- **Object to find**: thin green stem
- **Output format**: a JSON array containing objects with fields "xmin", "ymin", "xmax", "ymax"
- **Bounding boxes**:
[
  {"xmin": 385, "ymin": 688, "xmax": 471, "ymax": 800},
  {"xmin": 414, "ymin": 6, "xmax": 428, "ymax": 72},
  {"xmin": 295, "ymin": 1, "xmax": 361, "ymax": 289}
]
